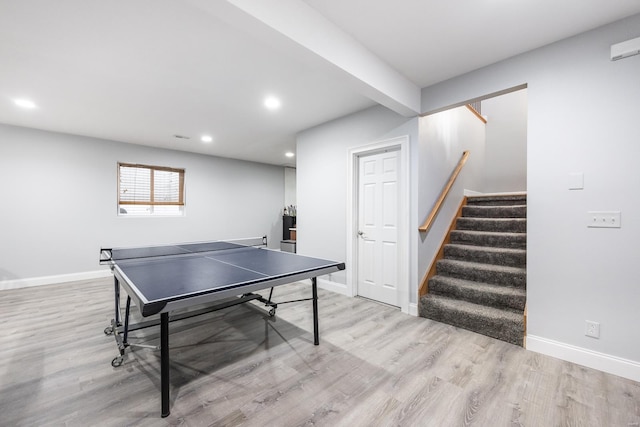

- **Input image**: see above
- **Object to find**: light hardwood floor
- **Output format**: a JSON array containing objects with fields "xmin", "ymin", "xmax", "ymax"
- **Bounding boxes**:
[{"xmin": 1, "ymin": 277, "xmax": 638, "ymax": 426}]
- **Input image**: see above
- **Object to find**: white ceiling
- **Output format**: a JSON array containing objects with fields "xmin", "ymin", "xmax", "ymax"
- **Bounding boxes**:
[{"xmin": 2, "ymin": 1, "xmax": 640, "ymax": 167}]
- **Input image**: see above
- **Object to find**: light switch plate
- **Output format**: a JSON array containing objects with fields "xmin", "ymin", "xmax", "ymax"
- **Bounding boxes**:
[
  {"xmin": 568, "ymin": 172, "xmax": 584, "ymax": 190},
  {"xmin": 587, "ymin": 211, "xmax": 621, "ymax": 228}
]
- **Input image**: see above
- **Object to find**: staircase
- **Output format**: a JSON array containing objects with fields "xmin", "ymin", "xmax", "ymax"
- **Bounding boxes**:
[{"xmin": 419, "ymin": 194, "xmax": 527, "ymax": 346}]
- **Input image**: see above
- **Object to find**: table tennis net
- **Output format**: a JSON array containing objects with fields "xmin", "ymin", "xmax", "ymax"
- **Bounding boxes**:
[{"xmin": 100, "ymin": 236, "xmax": 267, "ymax": 263}]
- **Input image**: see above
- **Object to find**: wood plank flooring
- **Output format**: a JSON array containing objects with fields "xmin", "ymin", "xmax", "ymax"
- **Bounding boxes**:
[{"xmin": 1, "ymin": 277, "xmax": 639, "ymax": 426}]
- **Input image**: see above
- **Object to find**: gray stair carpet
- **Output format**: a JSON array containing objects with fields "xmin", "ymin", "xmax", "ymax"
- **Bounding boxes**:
[{"xmin": 419, "ymin": 194, "xmax": 527, "ymax": 346}]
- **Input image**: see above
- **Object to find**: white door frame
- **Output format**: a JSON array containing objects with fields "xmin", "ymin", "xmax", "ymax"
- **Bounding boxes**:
[{"xmin": 346, "ymin": 135, "xmax": 410, "ymax": 313}]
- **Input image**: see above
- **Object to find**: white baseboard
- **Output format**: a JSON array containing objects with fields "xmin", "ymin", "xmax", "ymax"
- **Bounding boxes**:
[
  {"xmin": 317, "ymin": 279, "xmax": 417, "ymax": 316},
  {"xmin": 408, "ymin": 303, "xmax": 418, "ymax": 316},
  {"xmin": 317, "ymin": 277, "xmax": 349, "ymax": 296},
  {"xmin": 0, "ymin": 269, "xmax": 112, "ymax": 291},
  {"xmin": 527, "ymin": 334, "xmax": 640, "ymax": 382}
]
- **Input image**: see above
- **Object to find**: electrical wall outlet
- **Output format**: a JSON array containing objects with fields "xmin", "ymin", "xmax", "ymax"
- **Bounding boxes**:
[{"xmin": 585, "ymin": 320, "xmax": 600, "ymax": 338}]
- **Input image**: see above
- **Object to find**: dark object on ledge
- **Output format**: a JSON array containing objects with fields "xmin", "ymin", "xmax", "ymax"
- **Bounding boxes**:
[{"xmin": 283, "ymin": 215, "xmax": 296, "ymax": 240}]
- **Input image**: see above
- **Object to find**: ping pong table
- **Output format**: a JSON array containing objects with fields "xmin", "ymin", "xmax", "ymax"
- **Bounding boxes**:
[{"xmin": 100, "ymin": 236, "xmax": 345, "ymax": 418}]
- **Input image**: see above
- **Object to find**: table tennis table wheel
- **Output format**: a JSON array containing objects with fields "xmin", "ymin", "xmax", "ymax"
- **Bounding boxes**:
[
  {"xmin": 268, "ymin": 308, "xmax": 276, "ymax": 317},
  {"xmin": 111, "ymin": 356, "xmax": 124, "ymax": 367},
  {"xmin": 104, "ymin": 326, "xmax": 114, "ymax": 336}
]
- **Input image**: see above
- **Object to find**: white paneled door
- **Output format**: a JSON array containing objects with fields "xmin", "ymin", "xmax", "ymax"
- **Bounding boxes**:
[{"xmin": 357, "ymin": 149, "xmax": 400, "ymax": 306}]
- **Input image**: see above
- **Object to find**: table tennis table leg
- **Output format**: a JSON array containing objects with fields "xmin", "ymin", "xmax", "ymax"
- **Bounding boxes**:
[
  {"xmin": 312, "ymin": 277, "xmax": 319, "ymax": 345},
  {"xmin": 113, "ymin": 276, "xmax": 121, "ymax": 327},
  {"xmin": 123, "ymin": 296, "xmax": 131, "ymax": 344},
  {"xmin": 160, "ymin": 312, "xmax": 170, "ymax": 418}
]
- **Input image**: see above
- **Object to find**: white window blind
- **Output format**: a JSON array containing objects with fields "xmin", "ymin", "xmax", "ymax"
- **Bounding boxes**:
[{"xmin": 118, "ymin": 163, "xmax": 185, "ymax": 216}]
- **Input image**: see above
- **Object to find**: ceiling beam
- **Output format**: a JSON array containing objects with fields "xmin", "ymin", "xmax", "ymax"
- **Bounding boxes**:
[{"xmin": 193, "ymin": 0, "xmax": 421, "ymax": 117}]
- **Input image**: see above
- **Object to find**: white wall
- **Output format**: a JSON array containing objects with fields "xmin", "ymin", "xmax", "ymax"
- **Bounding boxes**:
[
  {"xmin": 0, "ymin": 123, "xmax": 284, "ymax": 286},
  {"xmin": 482, "ymin": 89, "xmax": 527, "ymax": 193},
  {"xmin": 418, "ymin": 106, "xmax": 486, "ymax": 285},
  {"xmin": 284, "ymin": 166, "xmax": 297, "ymax": 207},
  {"xmin": 296, "ymin": 105, "xmax": 418, "ymax": 296},
  {"xmin": 421, "ymin": 13, "xmax": 640, "ymax": 379}
]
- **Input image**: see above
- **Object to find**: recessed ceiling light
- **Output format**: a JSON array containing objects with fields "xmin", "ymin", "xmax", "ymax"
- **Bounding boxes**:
[
  {"xmin": 14, "ymin": 98, "xmax": 37, "ymax": 109},
  {"xmin": 264, "ymin": 96, "xmax": 281, "ymax": 110},
  {"xmin": 285, "ymin": 152, "xmax": 295, "ymax": 158},
  {"xmin": 201, "ymin": 135, "xmax": 213, "ymax": 143}
]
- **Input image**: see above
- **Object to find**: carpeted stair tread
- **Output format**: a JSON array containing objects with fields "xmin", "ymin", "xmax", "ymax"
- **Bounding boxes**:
[
  {"xmin": 436, "ymin": 259, "xmax": 526, "ymax": 288},
  {"xmin": 444, "ymin": 244, "xmax": 526, "ymax": 268},
  {"xmin": 457, "ymin": 217, "xmax": 526, "ymax": 233},
  {"xmin": 449, "ymin": 230, "xmax": 526, "ymax": 249},
  {"xmin": 466, "ymin": 195, "xmax": 527, "ymax": 206},
  {"xmin": 428, "ymin": 275, "xmax": 526, "ymax": 311},
  {"xmin": 419, "ymin": 294, "xmax": 524, "ymax": 346},
  {"xmin": 462, "ymin": 204, "xmax": 526, "ymax": 218}
]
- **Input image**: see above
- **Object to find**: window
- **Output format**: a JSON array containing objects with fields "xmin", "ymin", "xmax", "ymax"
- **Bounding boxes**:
[{"xmin": 118, "ymin": 163, "xmax": 185, "ymax": 216}]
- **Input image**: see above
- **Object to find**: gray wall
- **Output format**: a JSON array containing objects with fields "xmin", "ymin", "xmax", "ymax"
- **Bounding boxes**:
[
  {"xmin": 482, "ymin": 89, "xmax": 527, "ymax": 193},
  {"xmin": 284, "ymin": 167, "xmax": 297, "ymax": 207},
  {"xmin": 296, "ymin": 105, "xmax": 418, "ymax": 293},
  {"xmin": 422, "ymin": 14, "xmax": 640, "ymax": 365},
  {"xmin": 0, "ymin": 123, "xmax": 284, "ymax": 282},
  {"xmin": 418, "ymin": 106, "xmax": 486, "ymax": 294}
]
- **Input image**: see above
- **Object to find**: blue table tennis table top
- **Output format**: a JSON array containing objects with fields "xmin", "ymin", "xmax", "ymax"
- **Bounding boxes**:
[{"xmin": 102, "ymin": 241, "xmax": 345, "ymax": 316}]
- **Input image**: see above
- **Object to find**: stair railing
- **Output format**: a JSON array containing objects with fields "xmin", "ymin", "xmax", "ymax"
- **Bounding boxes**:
[
  {"xmin": 419, "ymin": 150, "xmax": 470, "ymax": 234},
  {"xmin": 466, "ymin": 104, "xmax": 487, "ymax": 124},
  {"xmin": 419, "ymin": 196, "xmax": 468, "ymax": 297}
]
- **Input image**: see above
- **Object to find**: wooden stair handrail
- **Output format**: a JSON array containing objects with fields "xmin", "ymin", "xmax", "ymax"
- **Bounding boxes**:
[
  {"xmin": 466, "ymin": 104, "xmax": 487, "ymax": 124},
  {"xmin": 419, "ymin": 150, "xmax": 470, "ymax": 233}
]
